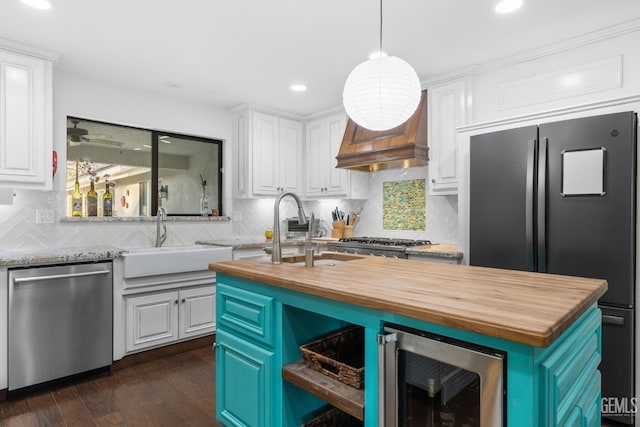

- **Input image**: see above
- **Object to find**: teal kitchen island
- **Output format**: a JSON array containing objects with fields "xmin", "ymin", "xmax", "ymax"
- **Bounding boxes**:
[{"xmin": 209, "ymin": 255, "xmax": 606, "ymax": 427}]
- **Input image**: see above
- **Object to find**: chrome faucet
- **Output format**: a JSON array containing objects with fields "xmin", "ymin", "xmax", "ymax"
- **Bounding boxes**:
[
  {"xmin": 156, "ymin": 207, "xmax": 167, "ymax": 247},
  {"xmin": 272, "ymin": 192, "xmax": 307, "ymax": 264},
  {"xmin": 308, "ymin": 212, "xmax": 317, "ymax": 241}
]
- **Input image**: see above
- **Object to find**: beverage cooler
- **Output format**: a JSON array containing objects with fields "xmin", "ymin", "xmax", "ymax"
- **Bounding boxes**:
[{"xmin": 379, "ymin": 324, "xmax": 505, "ymax": 426}]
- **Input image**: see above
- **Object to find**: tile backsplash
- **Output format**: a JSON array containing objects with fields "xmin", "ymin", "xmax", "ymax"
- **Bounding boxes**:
[
  {"xmin": 0, "ymin": 165, "xmax": 458, "ymax": 251},
  {"xmin": 382, "ymin": 178, "xmax": 426, "ymax": 231}
]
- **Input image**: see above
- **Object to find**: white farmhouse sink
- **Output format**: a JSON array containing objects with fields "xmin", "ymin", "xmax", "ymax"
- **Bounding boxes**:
[{"xmin": 123, "ymin": 244, "xmax": 232, "ymax": 278}]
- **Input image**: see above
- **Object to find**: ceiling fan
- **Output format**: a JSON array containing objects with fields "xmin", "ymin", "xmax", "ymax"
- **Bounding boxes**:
[{"xmin": 67, "ymin": 119, "xmax": 122, "ymax": 147}]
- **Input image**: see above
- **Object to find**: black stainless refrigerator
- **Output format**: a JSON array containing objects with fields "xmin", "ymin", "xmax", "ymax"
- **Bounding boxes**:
[{"xmin": 469, "ymin": 111, "xmax": 636, "ymax": 425}]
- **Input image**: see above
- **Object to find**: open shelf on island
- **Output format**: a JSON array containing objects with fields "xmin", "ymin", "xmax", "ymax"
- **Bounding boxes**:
[{"xmin": 282, "ymin": 359, "xmax": 364, "ymax": 421}]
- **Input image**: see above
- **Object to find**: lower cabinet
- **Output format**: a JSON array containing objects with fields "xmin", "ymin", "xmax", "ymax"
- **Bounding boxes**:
[
  {"xmin": 537, "ymin": 307, "xmax": 602, "ymax": 427},
  {"xmin": 125, "ymin": 285, "xmax": 216, "ymax": 353},
  {"xmin": 214, "ymin": 274, "xmax": 603, "ymax": 427},
  {"xmin": 216, "ymin": 329, "xmax": 275, "ymax": 427}
]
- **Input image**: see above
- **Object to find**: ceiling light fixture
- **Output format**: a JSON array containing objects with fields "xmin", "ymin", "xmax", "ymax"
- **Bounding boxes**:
[
  {"xmin": 495, "ymin": 0, "xmax": 523, "ymax": 14},
  {"xmin": 21, "ymin": 0, "xmax": 53, "ymax": 10},
  {"xmin": 290, "ymin": 84, "xmax": 307, "ymax": 92},
  {"xmin": 342, "ymin": 0, "xmax": 421, "ymax": 131}
]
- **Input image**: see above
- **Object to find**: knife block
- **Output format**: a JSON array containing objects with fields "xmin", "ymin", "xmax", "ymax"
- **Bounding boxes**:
[
  {"xmin": 343, "ymin": 226, "xmax": 354, "ymax": 239},
  {"xmin": 332, "ymin": 221, "xmax": 345, "ymax": 238}
]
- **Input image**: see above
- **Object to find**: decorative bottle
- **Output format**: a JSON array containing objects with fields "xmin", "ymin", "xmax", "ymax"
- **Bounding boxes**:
[
  {"xmin": 86, "ymin": 179, "xmax": 98, "ymax": 216},
  {"xmin": 72, "ymin": 160, "xmax": 83, "ymax": 217},
  {"xmin": 103, "ymin": 180, "xmax": 113, "ymax": 216},
  {"xmin": 200, "ymin": 191, "xmax": 209, "ymax": 217}
]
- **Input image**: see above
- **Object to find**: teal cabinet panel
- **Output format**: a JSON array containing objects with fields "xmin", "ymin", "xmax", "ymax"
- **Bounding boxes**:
[
  {"xmin": 217, "ymin": 281, "xmax": 275, "ymax": 347},
  {"xmin": 538, "ymin": 307, "xmax": 602, "ymax": 426},
  {"xmin": 216, "ymin": 329, "xmax": 274, "ymax": 427}
]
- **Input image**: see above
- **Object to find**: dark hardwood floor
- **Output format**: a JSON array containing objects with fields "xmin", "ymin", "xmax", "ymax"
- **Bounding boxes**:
[
  {"xmin": 0, "ymin": 342, "xmax": 630, "ymax": 426},
  {"xmin": 0, "ymin": 345, "xmax": 223, "ymax": 427}
]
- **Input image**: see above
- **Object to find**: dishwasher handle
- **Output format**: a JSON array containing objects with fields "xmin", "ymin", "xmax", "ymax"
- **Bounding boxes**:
[{"xmin": 13, "ymin": 269, "xmax": 111, "ymax": 284}]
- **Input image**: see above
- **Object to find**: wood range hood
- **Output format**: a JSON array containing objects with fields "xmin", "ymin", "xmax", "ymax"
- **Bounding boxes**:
[{"xmin": 336, "ymin": 90, "xmax": 428, "ymax": 172}]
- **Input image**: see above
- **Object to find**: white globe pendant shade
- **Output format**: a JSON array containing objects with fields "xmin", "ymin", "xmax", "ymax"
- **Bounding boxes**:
[{"xmin": 343, "ymin": 55, "xmax": 422, "ymax": 131}]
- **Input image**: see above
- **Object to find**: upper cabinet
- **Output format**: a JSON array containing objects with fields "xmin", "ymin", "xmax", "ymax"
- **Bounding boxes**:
[
  {"xmin": 427, "ymin": 79, "xmax": 469, "ymax": 195},
  {"xmin": 0, "ymin": 41, "xmax": 56, "ymax": 190},
  {"xmin": 232, "ymin": 107, "xmax": 303, "ymax": 198},
  {"xmin": 304, "ymin": 112, "xmax": 367, "ymax": 199},
  {"xmin": 232, "ymin": 107, "xmax": 366, "ymax": 199}
]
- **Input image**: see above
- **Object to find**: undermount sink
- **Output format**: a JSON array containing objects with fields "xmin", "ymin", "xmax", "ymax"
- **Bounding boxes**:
[
  {"xmin": 280, "ymin": 252, "xmax": 364, "ymax": 267},
  {"xmin": 123, "ymin": 244, "xmax": 232, "ymax": 278}
]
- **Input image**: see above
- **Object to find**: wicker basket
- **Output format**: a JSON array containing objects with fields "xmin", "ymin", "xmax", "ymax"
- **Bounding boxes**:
[
  {"xmin": 299, "ymin": 326, "xmax": 365, "ymax": 389},
  {"xmin": 301, "ymin": 407, "xmax": 363, "ymax": 427}
]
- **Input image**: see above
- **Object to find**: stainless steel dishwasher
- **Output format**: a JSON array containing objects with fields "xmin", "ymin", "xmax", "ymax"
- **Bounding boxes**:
[{"xmin": 8, "ymin": 261, "xmax": 113, "ymax": 391}]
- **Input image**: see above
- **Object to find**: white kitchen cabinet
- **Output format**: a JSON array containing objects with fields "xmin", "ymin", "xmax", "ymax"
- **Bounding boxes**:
[
  {"xmin": 0, "ymin": 41, "xmax": 56, "ymax": 190},
  {"xmin": 179, "ymin": 286, "xmax": 217, "ymax": 339},
  {"xmin": 125, "ymin": 284, "xmax": 216, "ymax": 353},
  {"xmin": 232, "ymin": 107, "xmax": 303, "ymax": 198},
  {"xmin": 304, "ymin": 112, "xmax": 368, "ymax": 199},
  {"xmin": 427, "ymin": 79, "xmax": 469, "ymax": 195}
]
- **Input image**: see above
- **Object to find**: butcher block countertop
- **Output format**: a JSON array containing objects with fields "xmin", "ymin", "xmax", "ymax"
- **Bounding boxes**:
[{"xmin": 209, "ymin": 256, "xmax": 607, "ymax": 347}]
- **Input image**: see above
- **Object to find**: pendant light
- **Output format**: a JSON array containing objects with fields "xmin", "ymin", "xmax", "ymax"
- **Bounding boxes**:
[{"xmin": 342, "ymin": 0, "xmax": 421, "ymax": 131}]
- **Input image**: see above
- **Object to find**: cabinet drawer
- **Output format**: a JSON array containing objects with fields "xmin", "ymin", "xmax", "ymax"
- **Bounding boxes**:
[{"xmin": 217, "ymin": 282, "xmax": 274, "ymax": 347}]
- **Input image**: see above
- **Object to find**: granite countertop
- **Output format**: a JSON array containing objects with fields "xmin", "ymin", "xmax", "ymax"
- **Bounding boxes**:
[
  {"xmin": 209, "ymin": 256, "xmax": 606, "ymax": 347},
  {"xmin": 0, "ymin": 246, "xmax": 127, "ymax": 267},
  {"xmin": 406, "ymin": 243, "xmax": 463, "ymax": 259}
]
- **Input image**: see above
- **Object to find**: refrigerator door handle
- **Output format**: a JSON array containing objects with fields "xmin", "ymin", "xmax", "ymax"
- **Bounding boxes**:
[
  {"xmin": 537, "ymin": 137, "xmax": 548, "ymax": 273},
  {"xmin": 525, "ymin": 138, "xmax": 537, "ymax": 271},
  {"xmin": 602, "ymin": 314, "xmax": 625, "ymax": 326}
]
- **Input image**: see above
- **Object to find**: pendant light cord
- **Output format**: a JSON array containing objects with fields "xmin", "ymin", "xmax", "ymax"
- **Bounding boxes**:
[{"xmin": 379, "ymin": 0, "xmax": 383, "ymax": 53}]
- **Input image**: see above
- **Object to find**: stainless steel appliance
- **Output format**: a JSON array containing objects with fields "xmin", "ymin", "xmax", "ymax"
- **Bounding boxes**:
[
  {"xmin": 8, "ymin": 262, "xmax": 113, "ymax": 391},
  {"xmin": 326, "ymin": 237, "xmax": 433, "ymax": 258},
  {"xmin": 470, "ymin": 111, "xmax": 636, "ymax": 424},
  {"xmin": 379, "ymin": 324, "xmax": 505, "ymax": 426}
]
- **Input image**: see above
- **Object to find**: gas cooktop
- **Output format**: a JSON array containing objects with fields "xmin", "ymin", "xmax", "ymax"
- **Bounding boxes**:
[
  {"xmin": 336, "ymin": 237, "xmax": 433, "ymax": 247},
  {"xmin": 326, "ymin": 237, "xmax": 434, "ymax": 258}
]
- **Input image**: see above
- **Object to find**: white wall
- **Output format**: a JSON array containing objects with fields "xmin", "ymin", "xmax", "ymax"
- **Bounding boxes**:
[{"xmin": 0, "ymin": 70, "xmax": 235, "ymax": 250}]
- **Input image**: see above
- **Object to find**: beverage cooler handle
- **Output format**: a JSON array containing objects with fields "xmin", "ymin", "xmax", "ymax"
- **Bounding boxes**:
[
  {"xmin": 377, "ymin": 333, "xmax": 397, "ymax": 427},
  {"xmin": 525, "ymin": 139, "xmax": 536, "ymax": 271},
  {"xmin": 537, "ymin": 137, "xmax": 548, "ymax": 273}
]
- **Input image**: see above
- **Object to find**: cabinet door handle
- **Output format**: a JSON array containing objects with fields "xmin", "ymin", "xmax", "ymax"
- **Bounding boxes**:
[
  {"xmin": 174, "ymin": 299, "xmax": 179, "ymax": 304},
  {"xmin": 181, "ymin": 298, "xmax": 186, "ymax": 303}
]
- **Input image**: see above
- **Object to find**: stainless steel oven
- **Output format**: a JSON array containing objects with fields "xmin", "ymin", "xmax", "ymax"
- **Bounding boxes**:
[{"xmin": 379, "ymin": 324, "xmax": 505, "ymax": 426}]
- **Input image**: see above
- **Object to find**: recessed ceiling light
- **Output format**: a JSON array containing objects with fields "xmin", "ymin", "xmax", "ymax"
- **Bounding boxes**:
[
  {"xmin": 290, "ymin": 84, "xmax": 307, "ymax": 92},
  {"xmin": 495, "ymin": 0, "xmax": 523, "ymax": 14},
  {"xmin": 21, "ymin": 0, "xmax": 53, "ymax": 10},
  {"xmin": 143, "ymin": 144, "xmax": 152, "ymax": 149},
  {"xmin": 134, "ymin": 148, "xmax": 142, "ymax": 151}
]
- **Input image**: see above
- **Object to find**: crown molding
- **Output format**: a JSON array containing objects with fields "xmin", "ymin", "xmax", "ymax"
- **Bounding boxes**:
[
  {"xmin": 457, "ymin": 94, "xmax": 640, "ymax": 133},
  {"xmin": 0, "ymin": 37, "xmax": 60, "ymax": 64},
  {"xmin": 229, "ymin": 103, "xmax": 305, "ymax": 121},
  {"xmin": 422, "ymin": 18, "xmax": 640, "ymax": 87}
]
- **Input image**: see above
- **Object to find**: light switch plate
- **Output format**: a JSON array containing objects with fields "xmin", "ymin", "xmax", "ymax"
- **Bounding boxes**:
[{"xmin": 36, "ymin": 209, "xmax": 54, "ymax": 224}]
